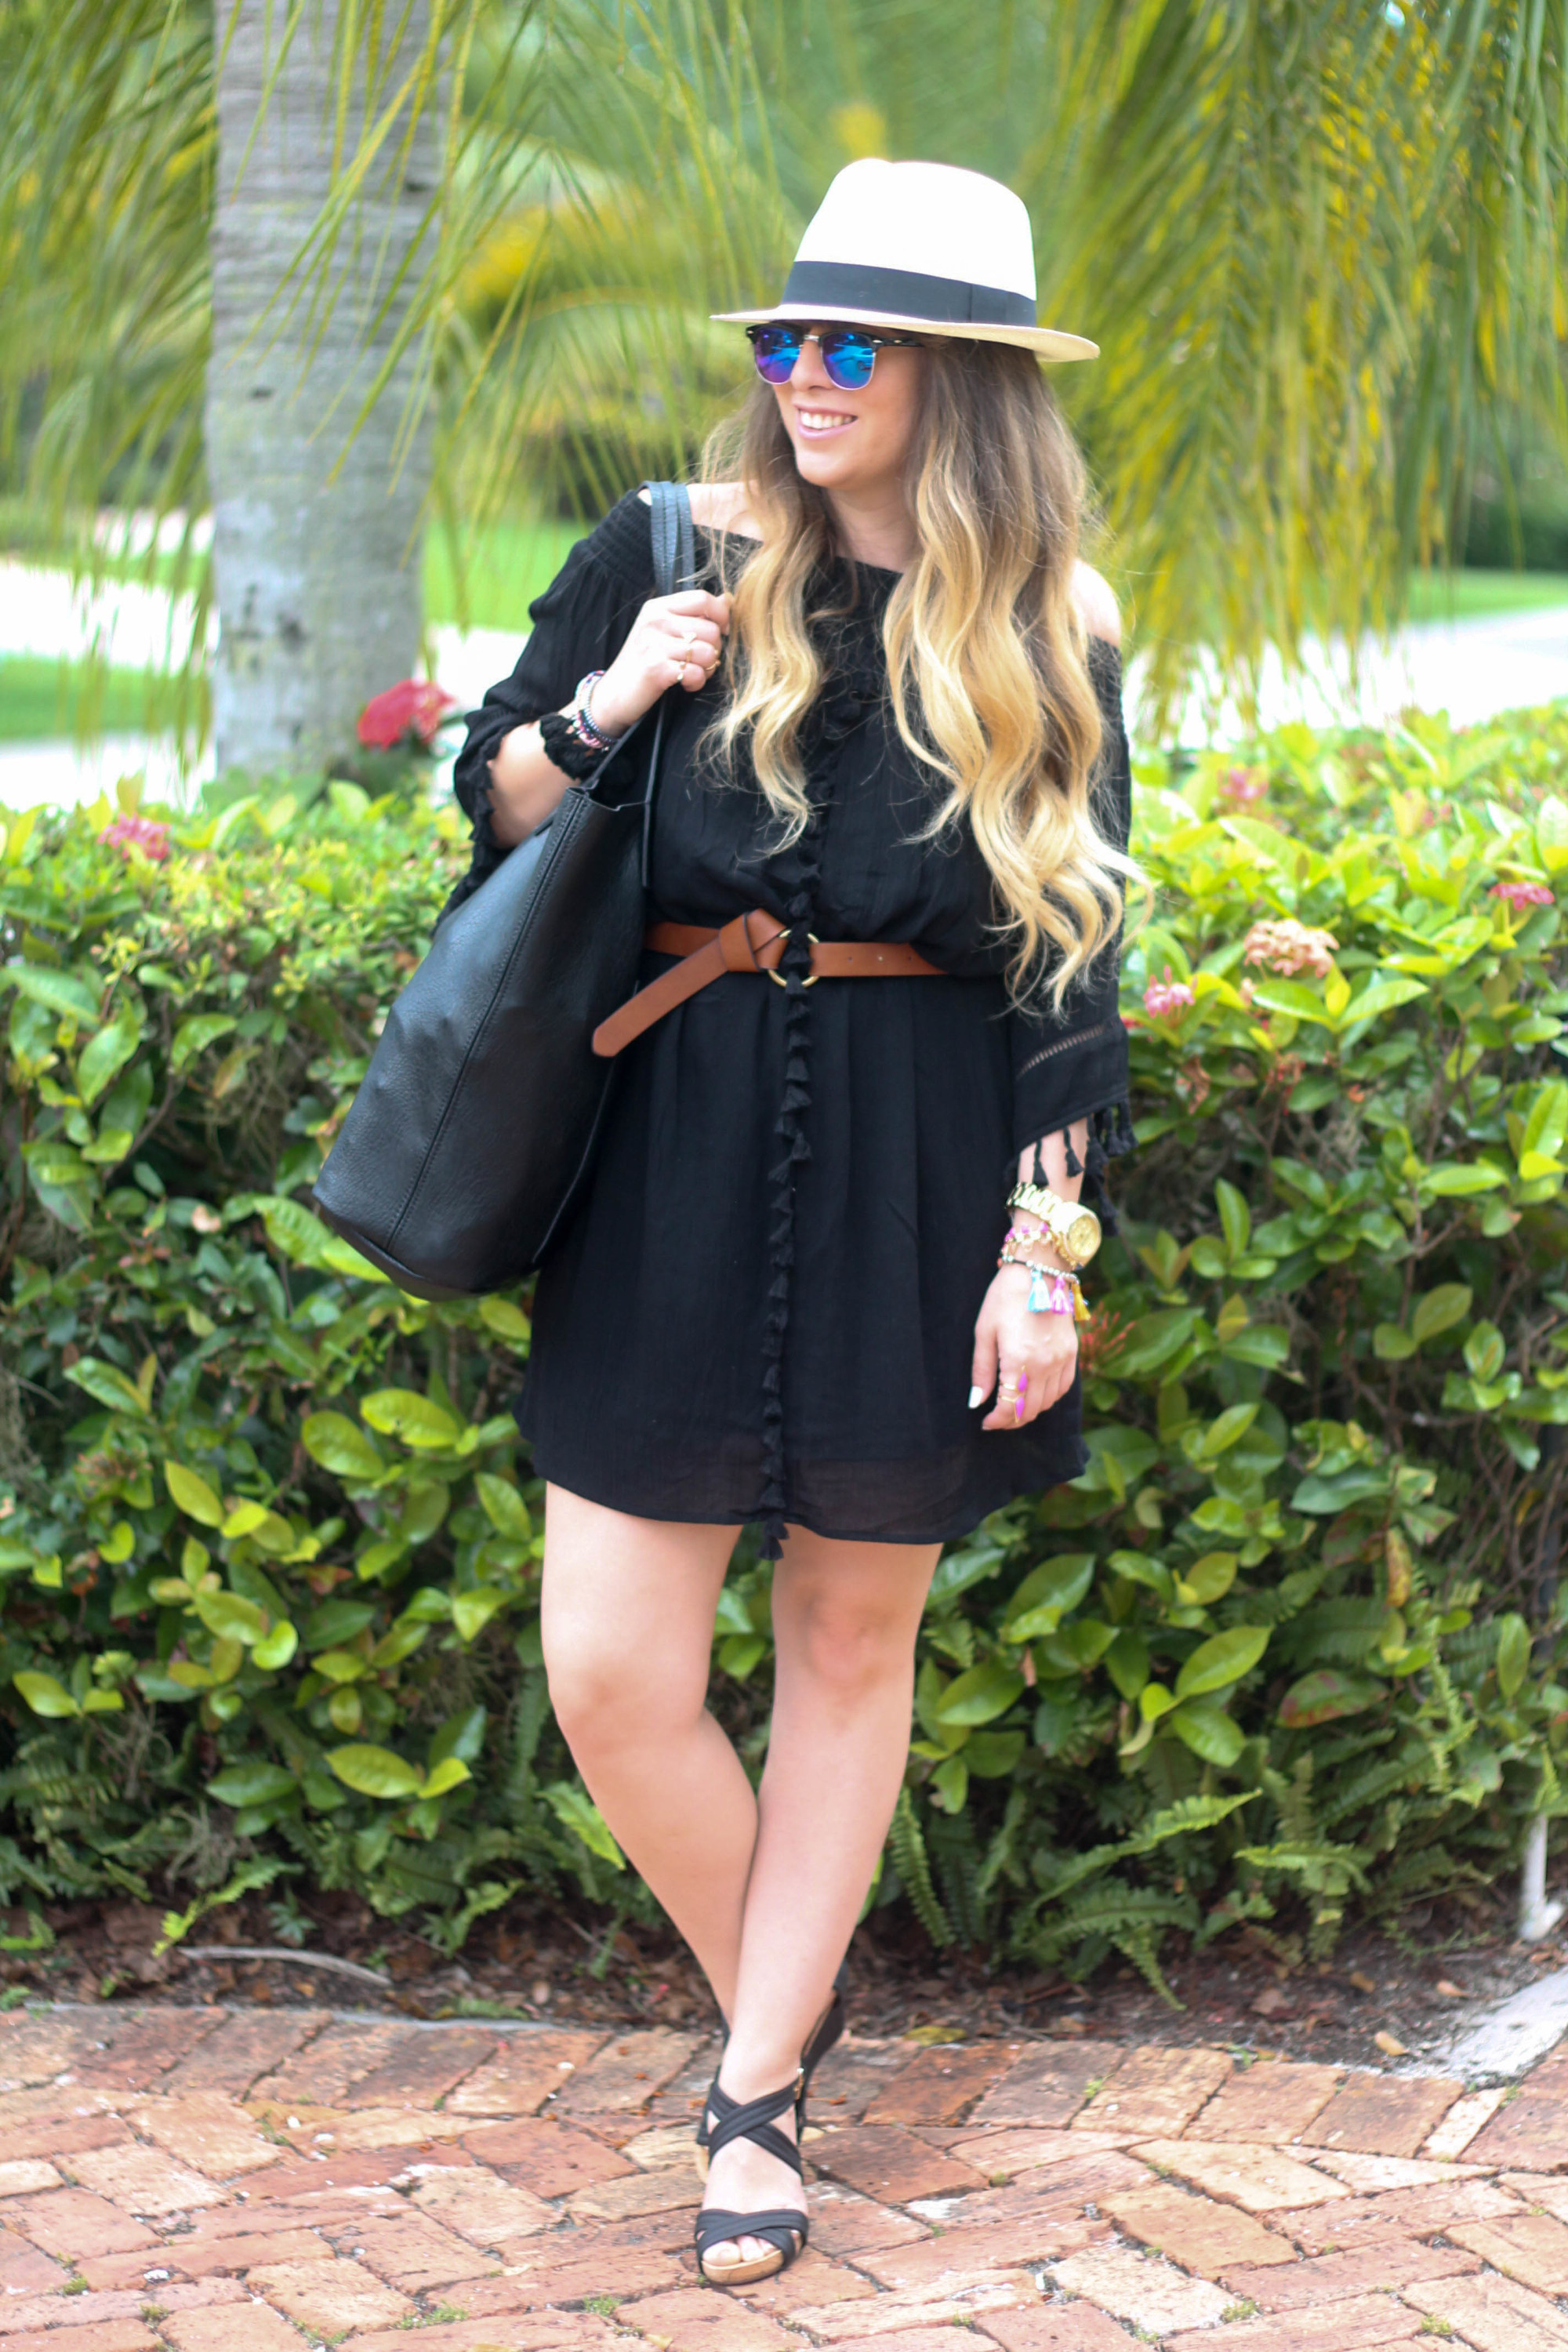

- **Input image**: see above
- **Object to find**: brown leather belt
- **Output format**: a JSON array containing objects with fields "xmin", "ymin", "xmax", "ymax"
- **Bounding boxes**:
[{"xmin": 591, "ymin": 909, "xmax": 943, "ymax": 1058}]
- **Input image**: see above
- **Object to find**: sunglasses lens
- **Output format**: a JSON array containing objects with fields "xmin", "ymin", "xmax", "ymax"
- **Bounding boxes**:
[
  {"xmin": 750, "ymin": 328, "xmax": 800, "ymax": 383},
  {"xmin": 821, "ymin": 334, "xmax": 878, "ymax": 389}
]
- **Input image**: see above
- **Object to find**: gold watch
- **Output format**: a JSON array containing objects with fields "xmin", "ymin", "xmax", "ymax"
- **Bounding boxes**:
[{"xmin": 1009, "ymin": 1181, "xmax": 1102, "ymax": 1269}]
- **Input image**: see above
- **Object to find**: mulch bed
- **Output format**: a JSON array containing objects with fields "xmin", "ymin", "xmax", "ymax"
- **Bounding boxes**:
[{"xmin": 8, "ymin": 1875, "xmax": 1564, "ymax": 2072}]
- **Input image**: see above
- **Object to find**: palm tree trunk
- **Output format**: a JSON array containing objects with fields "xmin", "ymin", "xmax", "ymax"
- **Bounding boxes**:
[{"xmin": 206, "ymin": 0, "xmax": 438, "ymax": 778}]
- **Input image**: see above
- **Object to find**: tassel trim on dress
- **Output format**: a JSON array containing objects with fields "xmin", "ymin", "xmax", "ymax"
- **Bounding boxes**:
[
  {"xmin": 758, "ymin": 877, "xmax": 823, "ymax": 1561},
  {"xmin": 1027, "ymin": 1099, "xmax": 1134, "ymax": 1235}
]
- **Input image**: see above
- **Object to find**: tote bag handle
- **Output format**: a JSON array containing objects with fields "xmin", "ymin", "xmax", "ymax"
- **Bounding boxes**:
[{"xmin": 641, "ymin": 479, "xmax": 697, "ymax": 890}]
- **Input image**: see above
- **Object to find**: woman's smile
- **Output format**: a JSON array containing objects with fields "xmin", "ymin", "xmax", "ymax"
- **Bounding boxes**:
[{"xmin": 793, "ymin": 405, "xmax": 858, "ymax": 437}]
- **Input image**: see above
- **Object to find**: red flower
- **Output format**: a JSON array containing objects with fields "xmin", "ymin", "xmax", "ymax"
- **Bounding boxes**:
[
  {"xmin": 1490, "ymin": 880, "xmax": 1554, "ymax": 911},
  {"xmin": 358, "ymin": 679, "xmax": 457, "ymax": 750},
  {"xmin": 99, "ymin": 814, "xmax": 170, "ymax": 863}
]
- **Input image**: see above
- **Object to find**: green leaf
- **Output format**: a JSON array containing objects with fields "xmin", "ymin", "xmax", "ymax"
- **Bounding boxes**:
[
  {"xmin": 452, "ymin": 1588, "xmax": 508, "ymax": 1642},
  {"xmin": 1374, "ymin": 1323, "xmax": 1418, "ymax": 1360},
  {"xmin": 165, "ymin": 1460, "xmax": 224, "ymax": 1526},
  {"xmin": 1167, "ymin": 1701, "xmax": 1245, "ymax": 1766},
  {"xmin": 314, "ymin": 1650, "xmax": 367, "ymax": 1684},
  {"xmin": 1106, "ymin": 1550, "xmax": 1174, "ymax": 1601},
  {"xmin": 1465, "ymin": 1321, "xmax": 1505, "ymax": 1381},
  {"xmin": 1218, "ymin": 1325, "xmax": 1290, "ymax": 1369},
  {"xmin": 1411, "ymin": 1284, "xmax": 1472, "ymax": 1344},
  {"xmin": 1290, "ymin": 1465, "xmax": 1389, "ymax": 1512},
  {"xmin": 304, "ymin": 1599, "xmax": 376, "ymax": 1651},
  {"xmin": 421, "ymin": 1757, "xmax": 472, "ymax": 1800},
  {"xmin": 543, "ymin": 1780, "xmax": 625, "ymax": 1867},
  {"xmin": 1496, "ymin": 1613, "xmax": 1533, "ymax": 1701},
  {"xmin": 66, "ymin": 1357, "xmax": 150, "ymax": 1417},
  {"xmin": 301, "ymin": 1412, "xmax": 383, "ymax": 1481},
  {"xmin": 1176, "ymin": 1552, "xmax": 1239, "ymax": 1605},
  {"xmin": 429, "ymin": 1706, "xmax": 488, "ymax": 1769},
  {"xmin": 1192, "ymin": 1402, "xmax": 1259, "ymax": 1460},
  {"xmin": 3, "ymin": 963, "xmax": 101, "ymax": 1024},
  {"xmin": 1521, "ymin": 1080, "xmax": 1568, "ymax": 1163},
  {"xmin": 1279, "ymin": 1670, "xmax": 1387, "ymax": 1728},
  {"xmin": 1250, "ymin": 978, "xmax": 1330, "ymax": 1023},
  {"xmin": 963, "ymin": 1730, "xmax": 1025, "ymax": 1777},
  {"xmin": 171, "ymin": 1013, "xmax": 238, "ymax": 1071},
  {"xmin": 933, "ymin": 1659, "xmax": 1027, "ymax": 1726},
  {"xmin": 1174, "ymin": 1625, "xmax": 1269, "ymax": 1700},
  {"xmin": 1004, "ymin": 1555, "xmax": 1095, "ymax": 1622},
  {"xmin": 1214, "ymin": 1179, "xmax": 1250, "ymax": 1258},
  {"xmin": 13, "ymin": 1671, "xmax": 78, "ymax": 1718},
  {"xmin": 361, "ymin": 1389, "xmax": 461, "ymax": 1450},
  {"xmin": 1422, "ymin": 1162, "xmax": 1508, "ymax": 1196},
  {"xmin": 327, "ymin": 1744, "xmax": 423, "ymax": 1800},
  {"xmin": 252, "ymin": 1622, "xmax": 299, "ymax": 1671},
  {"xmin": 1536, "ymin": 794, "xmax": 1568, "ymax": 875},
  {"xmin": 474, "ymin": 1473, "xmax": 531, "ymax": 1539},
  {"xmin": 192, "ymin": 1590, "xmax": 267, "ymax": 1645},
  {"xmin": 1117, "ymin": 1308, "xmax": 1200, "ymax": 1377},
  {"xmin": 76, "ymin": 1011, "xmax": 142, "ymax": 1106},
  {"xmin": 478, "ymin": 1296, "xmax": 530, "ymax": 1341},
  {"xmin": 1105, "ymin": 1627, "xmax": 1150, "ymax": 1701},
  {"xmin": 208, "ymin": 1762, "xmax": 297, "ymax": 1809},
  {"xmin": 1342, "ymin": 975, "xmax": 1428, "ymax": 1025}
]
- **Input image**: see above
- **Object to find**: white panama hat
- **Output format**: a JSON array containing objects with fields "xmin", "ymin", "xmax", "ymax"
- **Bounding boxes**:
[{"xmin": 713, "ymin": 158, "xmax": 1097, "ymax": 362}]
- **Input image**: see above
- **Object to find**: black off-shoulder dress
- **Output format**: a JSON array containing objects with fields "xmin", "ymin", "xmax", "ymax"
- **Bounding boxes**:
[{"xmin": 452, "ymin": 490, "xmax": 1133, "ymax": 1554}]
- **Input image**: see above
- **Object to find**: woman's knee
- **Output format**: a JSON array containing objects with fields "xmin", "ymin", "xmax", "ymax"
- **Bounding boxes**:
[
  {"xmin": 776, "ymin": 1577, "xmax": 921, "ymax": 1700},
  {"xmin": 541, "ymin": 1601, "xmax": 708, "ymax": 1750}
]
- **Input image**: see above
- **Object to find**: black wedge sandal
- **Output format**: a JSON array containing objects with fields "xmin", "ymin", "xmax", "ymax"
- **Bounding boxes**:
[
  {"xmin": 693, "ymin": 2078, "xmax": 808, "ymax": 2288},
  {"xmin": 695, "ymin": 1964, "xmax": 847, "ymax": 2177}
]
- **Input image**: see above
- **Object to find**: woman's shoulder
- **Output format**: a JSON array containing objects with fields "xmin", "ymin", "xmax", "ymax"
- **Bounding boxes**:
[
  {"xmin": 1073, "ymin": 560, "xmax": 1120, "ymax": 648},
  {"xmin": 637, "ymin": 478, "xmax": 762, "ymax": 544}
]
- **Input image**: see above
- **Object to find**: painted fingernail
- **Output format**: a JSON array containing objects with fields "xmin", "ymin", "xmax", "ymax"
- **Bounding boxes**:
[{"xmin": 967, "ymin": 1385, "xmax": 985, "ymax": 1410}]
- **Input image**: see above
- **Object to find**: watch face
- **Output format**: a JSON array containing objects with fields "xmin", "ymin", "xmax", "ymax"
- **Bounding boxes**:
[{"xmin": 1064, "ymin": 1207, "xmax": 1101, "ymax": 1261}]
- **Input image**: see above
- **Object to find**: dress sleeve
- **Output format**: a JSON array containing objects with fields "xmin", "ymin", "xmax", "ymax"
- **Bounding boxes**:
[
  {"xmin": 446, "ymin": 493, "xmax": 655, "ymax": 908},
  {"xmin": 1006, "ymin": 637, "xmax": 1135, "ymax": 1214}
]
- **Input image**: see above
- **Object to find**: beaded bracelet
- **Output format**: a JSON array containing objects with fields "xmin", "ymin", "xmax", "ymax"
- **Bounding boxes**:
[
  {"xmin": 568, "ymin": 670, "xmax": 618, "ymax": 753},
  {"xmin": 996, "ymin": 1250, "xmax": 1089, "ymax": 1321}
]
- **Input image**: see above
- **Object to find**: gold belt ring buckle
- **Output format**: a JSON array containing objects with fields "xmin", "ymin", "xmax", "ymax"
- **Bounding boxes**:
[{"xmin": 768, "ymin": 931, "xmax": 821, "ymax": 986}]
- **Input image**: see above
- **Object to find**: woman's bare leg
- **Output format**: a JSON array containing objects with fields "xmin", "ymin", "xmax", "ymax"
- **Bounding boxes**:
[
  {"xmin": 539, "ymin": 1486, "xmax": 756, "ymax": 2016},
  {"xmin": 699, "ymin": 1526, "xmax": 939, "ymax": 2273}
]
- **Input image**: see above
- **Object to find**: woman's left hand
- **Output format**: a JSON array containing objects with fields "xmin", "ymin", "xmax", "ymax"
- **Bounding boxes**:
[{"xmin": 970, "ymin": 1263, "xmax": 1079, "ymax": 1431}]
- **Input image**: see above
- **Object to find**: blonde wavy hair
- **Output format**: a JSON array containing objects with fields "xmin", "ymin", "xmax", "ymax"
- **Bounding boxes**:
[{"xmin": 701, "ymin": 340, "xmax": 1137, "ymax": 1007}]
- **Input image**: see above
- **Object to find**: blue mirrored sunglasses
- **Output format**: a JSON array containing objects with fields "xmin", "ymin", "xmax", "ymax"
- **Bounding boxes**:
[{"xmin": 746, "ymin": 324, "xmax": 925, "ymax": 390}]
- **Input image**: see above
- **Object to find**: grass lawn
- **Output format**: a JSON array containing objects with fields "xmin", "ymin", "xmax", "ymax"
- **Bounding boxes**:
[
  {"xmin": 1404, "ymin": 567, "xmax": 1568, "ymax": 622},
  {"xmin": 424, "ymin": 517, "xmax": 583, "ymax": 632},
  {"xmin": 0, "ymin": 655, "xmax": 201, "ymax": 745}
]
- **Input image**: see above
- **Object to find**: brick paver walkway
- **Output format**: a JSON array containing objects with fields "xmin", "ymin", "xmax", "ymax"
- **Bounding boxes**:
[{"xmin": 0, "ymin": 2007, "xmax": 1563, "ymax": 2352}]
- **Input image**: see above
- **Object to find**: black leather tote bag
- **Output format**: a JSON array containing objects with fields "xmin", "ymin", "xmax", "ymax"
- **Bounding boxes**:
[{"xmin": 312, "ymin": 481, "xmax": 695, "ymax": 1300}]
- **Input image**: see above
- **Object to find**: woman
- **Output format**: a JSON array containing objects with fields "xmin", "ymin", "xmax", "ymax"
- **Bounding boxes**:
[{"xmin": 452, "ymin": 158, "xmax": 1137, "ymax": 2288}]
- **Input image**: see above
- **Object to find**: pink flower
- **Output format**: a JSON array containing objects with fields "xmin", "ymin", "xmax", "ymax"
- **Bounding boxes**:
[
  {"xmin": 1220, "ymin": 765, "xmax": 1267, "ymax": 804},
  {"xmin": 358, "ymin": 679, "xmax": 457, "ymax": 750},
  {"xmin": 99, "ymin": 814, "xmax": 170, "ymax": 863},
  {"xmin": 1491, "ymin": 880, "xmax": 1554, "ymax": 910},
  {"xmin": 1243, "ymin": 918, "xmax": 1339, "ymax": 978},
  {"xmin": 1144, "ymin": 966, "xmax": 1196, "ymax": 1018}
]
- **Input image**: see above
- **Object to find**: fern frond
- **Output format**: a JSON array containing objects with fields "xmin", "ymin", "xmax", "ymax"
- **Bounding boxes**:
[
  {"xmin": 1037, "ymin": 1791, "xmax": 1251, "ymax": 1903},
  {"xmin": 890, "ymin": 1788, "xmax": 952, "ymax": 1948}
]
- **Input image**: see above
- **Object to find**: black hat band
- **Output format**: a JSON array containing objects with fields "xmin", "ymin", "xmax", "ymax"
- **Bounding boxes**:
[{"xmin": 779, "ymin": 258, "xmax": 1036, "ymax": 329}]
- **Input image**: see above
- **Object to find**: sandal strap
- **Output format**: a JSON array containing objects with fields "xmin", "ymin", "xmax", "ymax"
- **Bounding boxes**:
[
  {"xmin": 695, "ymin": 2205, "xmax": 808, "ymax": 2262},
  {"xmin": 703, "ymin": 2078, "xmax": 803, "ymax": 2174}
]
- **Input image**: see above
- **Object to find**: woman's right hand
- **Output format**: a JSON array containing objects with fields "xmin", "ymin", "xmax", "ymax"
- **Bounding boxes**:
[{"xmin": 589, "ymin": 590, "xmax": 731, "ymax": 739}]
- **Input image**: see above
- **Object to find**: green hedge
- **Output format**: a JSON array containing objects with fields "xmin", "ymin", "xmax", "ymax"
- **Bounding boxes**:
[{"xmin": 2, "ymin": 707, "xmax": 1566, "ymax": 1991}]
